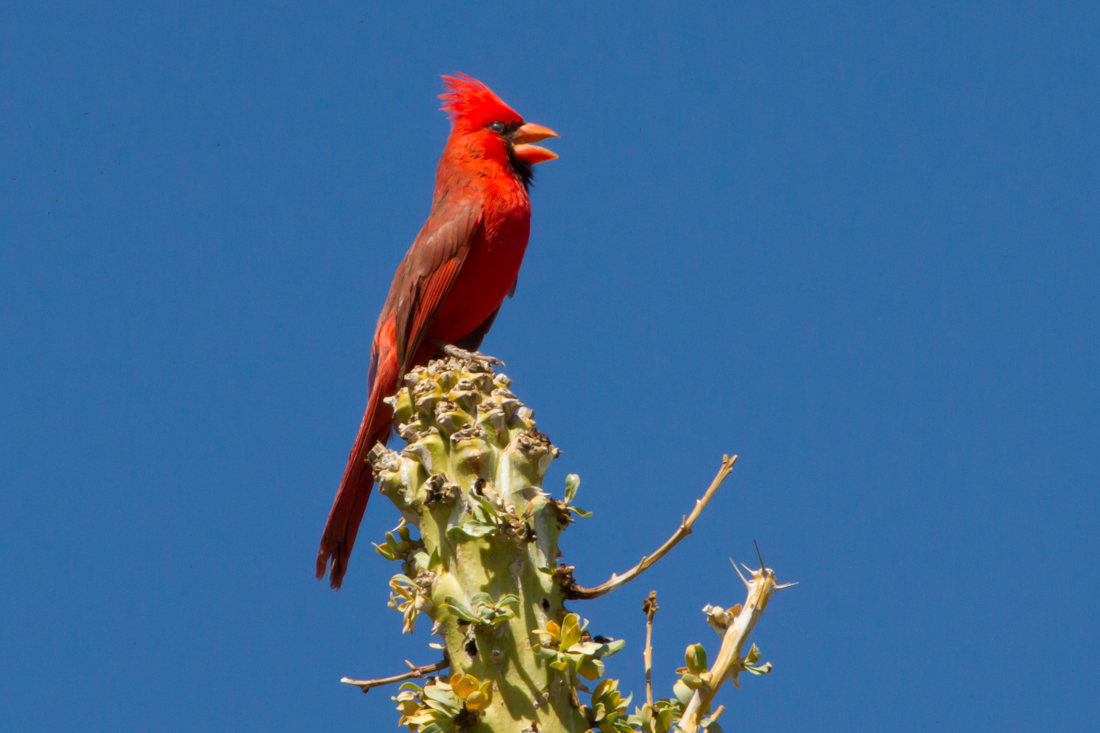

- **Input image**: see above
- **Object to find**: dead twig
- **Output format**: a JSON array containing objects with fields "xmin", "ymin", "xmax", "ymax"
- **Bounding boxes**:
[
  {"xmin": 340, "ymin": 658, "xmax": 449, "ymax": 693},
  {"xmin": 568, "ymin": 455, "xmax": 738, "ymax": 600},
  {"xmin": 642, "ymin": 591, "xmax": 658, "ymax": 706}
]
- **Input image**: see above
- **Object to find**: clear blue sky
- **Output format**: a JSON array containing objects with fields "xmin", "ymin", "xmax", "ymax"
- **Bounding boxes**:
[{"xmin": 3, "ymin": 2, "xmax": 1098, "ymax": 730}]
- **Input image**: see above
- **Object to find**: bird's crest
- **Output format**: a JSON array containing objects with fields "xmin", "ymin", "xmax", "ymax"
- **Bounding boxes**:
[{"xmin": 440, "ymin": 73, "xmax": 523, "ymax": 129}]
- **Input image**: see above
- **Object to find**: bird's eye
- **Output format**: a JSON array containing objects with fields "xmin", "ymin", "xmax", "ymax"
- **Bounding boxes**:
[{"xmin": 489, "ymin": 122, "xmax": 504, "ymax": 133}]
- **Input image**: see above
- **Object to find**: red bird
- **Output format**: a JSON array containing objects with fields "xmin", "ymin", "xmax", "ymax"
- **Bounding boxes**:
[{"xmin": 316, "ymin": 74, "xmax": 559, "ymax": 589}]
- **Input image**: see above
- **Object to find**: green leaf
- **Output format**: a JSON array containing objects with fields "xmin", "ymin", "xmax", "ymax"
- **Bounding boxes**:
[
  {"xmin": 570, "ymin": 505, "xmax": 593, "ymax": 518},
  {"xmin": 565, "ymin": 474, "xmax": 580, "ymax": 503},
  {"xmin": 560, "ymin": 613, "xmax": 582, "ymax": 651},
  {"xmin": 419, "ymin": 722, "xmax": 453, "ymax": 733},
  {"xmin": 744, "ymin": 643, "xmax": 761, "ymax": 665},
  {"xmin": 440, "ymin": 596, "xmax": 477, "ymax": 623},
  {"xmin": 598, "ymin": 638, "xmax": 626, "ymax": 658},
  {"xmin": 680, "ymin": 673, "xmax": 703, "ymax": 690},
  {"xmin": 446, "ymin": 521, "xmax": 497, "ymax": 540},
  {"xmin": 465, "ymin": 691, "xmax": 487, "ymax": 710},
  {"xmin": 685, "ymin": 643, "xmax": 708, "ymax": 674},
  {"xmin": 470, "ymin": 494, "xmax": 502, "ymax": 521},
  {"xmin": 745, "ymin": 662, "xmax": 773, "ymax": 676},
  {"xmin": 578, "ymin": 657, "xmax": 604, "ymax": 680},
  {"xmin": 672, "ymin": 680, "xmax": 694, "ymax": 707},
  {"xmin": 422, "ymin": 685, "xmax": 459, "ymax": 709},
  {"xmin": 423, "ymin": 698, "xmax": 456, "ymax": 715},
  {"xmin": 629, "ymin": 703, "xmax": 653, "ymax": 728}
]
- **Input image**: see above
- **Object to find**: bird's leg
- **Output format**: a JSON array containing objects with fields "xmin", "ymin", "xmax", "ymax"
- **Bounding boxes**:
[{"xmin": 429, "ymin": 338, "xmax": 506, "ymax": 367}]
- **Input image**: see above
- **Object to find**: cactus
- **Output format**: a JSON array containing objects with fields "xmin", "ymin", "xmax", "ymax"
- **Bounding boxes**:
[{"xmin": 340, "ymin": 358, "xmax": 791, "ymax": 733}]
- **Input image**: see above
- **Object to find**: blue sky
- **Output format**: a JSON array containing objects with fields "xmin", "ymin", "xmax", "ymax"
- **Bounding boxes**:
[{"xmin": 3, "ymin": 2, "xmax": 1098, "ymax": 730}]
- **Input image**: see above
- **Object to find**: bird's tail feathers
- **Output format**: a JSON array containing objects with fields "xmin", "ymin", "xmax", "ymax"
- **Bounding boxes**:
[{"xmin": 316, "ymin": 344, "xmax": 398, "ymax": 589}]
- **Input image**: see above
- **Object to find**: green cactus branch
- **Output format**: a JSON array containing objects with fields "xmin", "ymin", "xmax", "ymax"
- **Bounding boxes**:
[{"xmin": 343, "ymin": 357, "xmax": 791, "ymax": 733}]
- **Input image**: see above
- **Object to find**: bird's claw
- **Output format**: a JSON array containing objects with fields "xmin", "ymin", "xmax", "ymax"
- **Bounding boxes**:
[{"xmin": 431, "ymin": 339, "xmax": 505, "ymax": 367}]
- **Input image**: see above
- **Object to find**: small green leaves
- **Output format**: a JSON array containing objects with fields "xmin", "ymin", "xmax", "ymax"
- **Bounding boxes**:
[
  {"xmin": 448, "ymin": 673, "xmax": 493, "ymax": 711},
  {"xmin": 438, "ymin": 592, "xmax": 519, "ymax": 627},
  {"xmin": 587, "ymin": 678, "xmax": 634, "ymax": 733},
  {"xmin": 742, "ymin": 643, "xmax": 773, "ymax": 677},
  {"xmin": 388, "ymin": 574, "xmax": 432, "ymax": 634},
  {"xmin": 446, "ymin": 493, "xmax": 505, "ymax": 541},
  {"xmin": 563, "ymin": 474, "xmax": 592, "ymax": 517},
  {"xmin": 392, "ymin": 673, "xmax": 492, "ymax": 733},
  {"xmin": 533, "ymin": 613, "xmax": 624, "ymax": 686},
  {"xmin": 373, "ymin": 526, "xmax": 426, "ymax": 562},
  {"xmin": 672, "ymin": 643, "xmax": 711, "ymax": 695},
  {"xmin": 446, "ymin": 520, "xmax": 497, "ymax": 540},
  {"xmin": 629, "ymin": 699, "xmax": 683, "ymax": 733},
  {"xmin": 550, "ymin": 473, "xmax": 592, "ymax": 525}
]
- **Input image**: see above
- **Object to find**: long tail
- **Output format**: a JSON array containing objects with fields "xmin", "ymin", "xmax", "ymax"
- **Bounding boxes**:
[{"xmin": 316, "ymin": 337, "xmax": 399, "ymax": 589}]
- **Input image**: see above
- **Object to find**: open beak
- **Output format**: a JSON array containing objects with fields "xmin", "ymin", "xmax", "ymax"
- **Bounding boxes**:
[{"xmin": 512, "ymin": 122, "xmax": 559, "ymax": 164}]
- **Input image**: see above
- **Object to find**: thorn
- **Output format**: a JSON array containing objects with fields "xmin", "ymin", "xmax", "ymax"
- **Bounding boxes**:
[
  {"xmin": 730, "ymin": 558, "xmax": 750, "ymax": 587},
  {"xmin": 754, "ymin": 539, "xmax": 765, "ymax": 571},
  {"xmin": 404, "ymin": 659, "xmax": 417, "ymax": 670},
  {"xmin": 775, "ymin": 581, "xmax": 799, "ymax": 590}
]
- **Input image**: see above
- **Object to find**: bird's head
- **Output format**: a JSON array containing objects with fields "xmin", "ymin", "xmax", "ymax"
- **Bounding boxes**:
[{"xmin": 440, "ymin": 73, "xmax": 559, "ymax": 187}]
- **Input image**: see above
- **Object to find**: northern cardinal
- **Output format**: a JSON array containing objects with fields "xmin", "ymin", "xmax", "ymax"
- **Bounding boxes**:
[{"xmin": 316, "ymin": 74, "xmax": 558, "ymax": 589}]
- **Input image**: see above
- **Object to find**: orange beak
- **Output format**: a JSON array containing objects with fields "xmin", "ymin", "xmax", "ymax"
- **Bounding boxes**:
[{"xmin": 512, "ymin": 122, "xmax": 559, "ymax": 164}]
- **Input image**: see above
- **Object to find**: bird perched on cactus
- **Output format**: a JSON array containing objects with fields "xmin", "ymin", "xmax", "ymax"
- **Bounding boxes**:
[{"xmin": 316, "ymin": 74, "xmax": 559, "ymax": 589}]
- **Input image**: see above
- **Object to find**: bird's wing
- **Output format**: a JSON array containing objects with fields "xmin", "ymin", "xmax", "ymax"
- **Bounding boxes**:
[{"xmin": 388, "ymin": 193, "xmax": 483, "ymax": 374}]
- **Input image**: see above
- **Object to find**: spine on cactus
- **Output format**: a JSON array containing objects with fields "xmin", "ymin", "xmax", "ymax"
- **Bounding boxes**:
[{"xmin": 342, "ymin": 358, "xmax": 789, "ymax": 733}]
